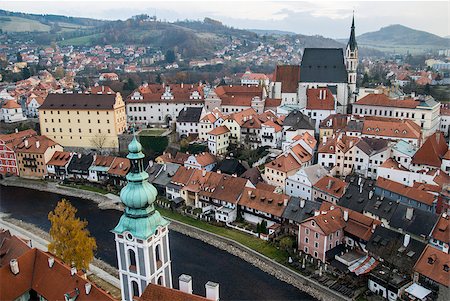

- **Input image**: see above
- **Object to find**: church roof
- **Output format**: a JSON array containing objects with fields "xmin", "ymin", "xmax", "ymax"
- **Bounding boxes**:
[{"xmin": 300, "ymin": 48, "xmax": 348, "ymax": 83}]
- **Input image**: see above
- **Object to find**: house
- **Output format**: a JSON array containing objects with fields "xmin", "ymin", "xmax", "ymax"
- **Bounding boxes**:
[
  {"xmin": 1, "ymin": 100, "xmax": 26, "ymax": 123},
  {"xmin": 0, "ymin": 230, "xmax": 116, "ymax": 301},
  {"xmin": 88, "ymin": 85, "xmax": 115, "ymax": 94},
  {"xmin": 46, "ymin": 151, "xmax": 72, "ymax": 180},
  {"xmin": 67, "ymin": 153, "xmax": 94, "ymax": 179},
  {"xmin": 410, "ymin": 131, "xmax": 448, "ymax": 172},
  {"xmin": 240, "ymin": 115, "xmax": 262, "ymax": 149},
  {"xmin": 313, "ymin": 175, "xmax": 348, "ymax": 204},
  {"xmin": 88, "ymin": 155, "xmax": 115, "ymax": 182},
  {"xmin": 213, "ymin": 158, "xmax": 247, "ymax": 176},
  {"xmin": 317, "ymin": 134, "xmax": 359, "ymax": 177},
  {"xmin": 361, "ymin": 116, "xmax": 422, "ymax": 147},
  {"xmin": 285, "ymin": 164, "xmax": 329, "ymax": 200},
  {"xmin": 126, "ymin": 83, "xmax": 204, "ymax": 125},
  {"xmin": 439, "ymin": 106, "xmax": 450, "ymax": 137},
  {"xmin": 352, "ymin": 94, "xmax": 441, "ymax": 138},
  {"xmin": 282, "ymin": 110, "xmax": 315, "ymax": 142},
  {"xmin": 221, "ymin": 108, "xmax": 258, "ymax": 143},
  {"xmin": 375, "ymin": 177, "xmax": 438, "ymax": 213},
  {"xmin": 391, "ymin": 140, "xmax": 418, "ymax": 170},
  {"xmin": 207, "ymin": 126, "xmax": 230, "ymax": 155},
  {"xmin": 147, "ymin": 162, "xmax": 181, "ymax": 197},
  {"xmin": 270, "ymin": 65, "xmax": 301, "ymax": 105},
  {"xmin": 156, "ymin": 151, "xmax": 189, "ymax": 165},
  {"xmin": 176, "ymin": 107, "xmax": 203, "ymax": 138},
  {"xmin": 238, "ymin": 187, "xmax": 289, "ymax": 228},
  {"xmin": 39, "ymin": 93, "xmax": 127, "ymax": 151},
  {"xmin": 198, "ymin": 109, "xmax": 223, "ymax": 141},
  {"xmin": 26, "ymin": 93, "xmax": 46, "ymax": 117},
  {"xmin": 264, "ymin": 143, "xmax": 313, "ymax": 191},
  {"xmin": 367, "ymin": 265, "xmax": 411, "ymax": 301},
  {"xmin": 15, "ymin": 135, "xmax": 63, "ymax": 178},
  {"xmin": 302, "ymin": 88, "xmax": 337, "ymax": 132},
  {"xmin": 184, "ymin": 153, "xmax": 217, "ymax": 171},
  {"xmin": 211, "ymin": 85, "xmax": 263, "ymax": 114},
  {"xmin": 240, "ymin": 68, "xmax": 269, "ymax": 86},
  {"xmin": 240, "ymin": 167, "xmax": 263, "ymax": 186},
  {"xmin": 282, "ymin": 197, "xmax": 321, "ymax": 236},
  {"xmin": 107, "ymin": 157, "xmax": 130, "ymax": 187},
  {"xmin": 413, "ymin": 245, "xmax": 450, "ymax": 300},
  {"xmin": 319, "ymin": 114, "xmax": 363, "ymax": 143},
  {"xmin": 429, "ymin": 213, "xmax": 450, "ymax": 252},
  {"xmin": 0, "ymin": 129, "xmax": 36, "ymax": 176},
  {"xmin": 99, "ymin": 72, "xmax": 119, "ymax": 81},
  {"xmin": 354, "ymin": 137, "xmax": 390, "ymax": 179},
  {"xmin": 298, "ymin": 207, "xmax": 346, "ymax": 262},
  {"xmin": 260, "ymin": 120, "xmax": 283, "ymax": 148}
]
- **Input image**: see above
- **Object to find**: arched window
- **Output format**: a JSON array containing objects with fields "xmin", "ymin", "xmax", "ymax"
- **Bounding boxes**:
[
  {"xmin": 155, "ymin": 244, "xmax": 162, "ymax": 268},
  {"xmin": 129, "ymin": 249, "xmax": 136, "ymax": 272},
  {"xmin": 132, "ymin": 280, "xmax": 139, "ymax": 297},
  {"xmin": 157, "ymin": 275, "xmax": 163, "ymax": 285}
]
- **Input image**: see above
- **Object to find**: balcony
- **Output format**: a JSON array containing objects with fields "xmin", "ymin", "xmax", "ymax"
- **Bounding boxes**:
[{"xmin": 262, "ymin": 134, "xmax": 274, "ymax": 139}]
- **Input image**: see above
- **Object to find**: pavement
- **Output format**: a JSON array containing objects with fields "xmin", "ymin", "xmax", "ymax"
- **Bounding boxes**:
[{"xmin": 0, "ymin": 213, "xmax": 120, "ymax": 288}]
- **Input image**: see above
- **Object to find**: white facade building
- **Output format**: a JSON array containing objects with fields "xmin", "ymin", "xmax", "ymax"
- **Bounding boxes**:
[
  {"xmin": 1, "ymin": 100, "xmax": 26, "ymax": 123},
  {"xmin": 285, "ymin": 164, "xmax": 329, "ymax": 200}
]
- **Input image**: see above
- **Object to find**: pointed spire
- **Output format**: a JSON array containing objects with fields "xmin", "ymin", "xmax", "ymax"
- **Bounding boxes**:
[{"xmin": 348, "ymin": 12, "xmax": 357, "ymax": 51}]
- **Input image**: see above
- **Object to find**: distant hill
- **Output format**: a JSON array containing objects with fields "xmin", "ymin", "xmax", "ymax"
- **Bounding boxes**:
[
  {"xmin": 356, "ymin": 24, "xmax": 449, "ymax": 53},
  {"xmin": 249, "ymin": 29, "xmax": 297, "ymax": 36}
]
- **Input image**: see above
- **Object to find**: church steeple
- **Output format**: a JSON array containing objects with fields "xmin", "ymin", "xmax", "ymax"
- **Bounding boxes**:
[
  {"xmin": 348, "ymin": 13, "xmax": 357, "ymax": 51},
  {"xmin": 113, "ymin": 134, "xmax": 173, "ymax": 301}
]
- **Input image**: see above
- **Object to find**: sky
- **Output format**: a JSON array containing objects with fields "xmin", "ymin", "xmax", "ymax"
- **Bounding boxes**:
[{"xmin": 1, "ymin": 0, "xmax": 449, "ymax": 38}]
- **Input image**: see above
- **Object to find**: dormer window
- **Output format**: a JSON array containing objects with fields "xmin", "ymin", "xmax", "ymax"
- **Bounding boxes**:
[
  {"xmin": 394, "ymin": 129, "xmax": 399, "ymax": 134},
  {"xmin": 444, "ymin": 264, "xmax": 449, "ymax": 272},
  {"xmin": 428, "ymin": 256, "xmax": 436, "ymax": 264}
]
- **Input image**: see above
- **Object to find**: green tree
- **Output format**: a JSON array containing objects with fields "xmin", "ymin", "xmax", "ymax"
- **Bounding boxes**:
[
  {"xmin": 259, "ymin": 220, "xmax": 268, "ymax": 234},
  {"xmin": 16, "ymin": 52, "xmax": 22, "ymax": 62},
  {"xmin": 48, "ymin": 199, "xmax": 97, "ymax": 271},
  {"xmin": 124, "ymin": 78, "xmax": 137, "ymax": 91},
  {"xmin": 21, "ymin": 67, "xmax": 31, "ymax": 80},
  {"xmin": 165, "ymin": 49, "xmax": 176, "ymax": 64},
  {"xmin": 279, "ymin": 236, "xmax": 294, "ymax": 251}
]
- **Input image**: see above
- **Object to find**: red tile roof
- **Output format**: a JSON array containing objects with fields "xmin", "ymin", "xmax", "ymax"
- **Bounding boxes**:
[
  {"xmin": 355, "ymin": 94, "xmax": 419, "ymax": 109},
  {"xmin": 412, "ymin": 132, "xmax": 448, "ymax": 167},
  {"xmin": 2, "ymin": 99, "xmax": 21, "ymax": 109},
  {"xmin": 107, "ymin": 157, "xmax": 130, "ymax": 177},
  {"xmin": 376, "ymin": 177, "xmax": 436, "ymax": 206},
  {"xmin": 0, "ymin": 230, "xmax": 30, "ymax": 268},
  {"xmin": 47, "ymin": 151, "xmax": 72, "ymax": 167},
  {"xmin": 209, "ymin": 125, "xmax": 230, "ymax": 135},
  {"xmin": 15, "ymin": 135, "xmax": 59, "ymax": 154},
  {"xmin": 302, "ymin": 207, "xmax": 346, "ymax": 236},
  {"xmin": 313, "ymin": 176, "xmax": 348, "ymax": 198},
  {"xmin": 306, "ymin": 88, "xmax": 335, "ymax": 110},
  {"xmin": 274, "ymin": 65, "xmax": 300, "ymax": 93},
  {"xmin": 191, "ymin": 152, "xmax": 217, "ymax": 167},
  {"xmin": 265, "ymin": 153, "xmax": 301, "ymax": 173},
  {"xmin": 414, "ymin": 245, "xmax": 450, "ymax": 287},
  {"xmin": 362, "ymin": 117, "xmax": 421, "ymax": 140},
  {"xmin": 431, "ymin": 214, "xmax": 450, "ymax": 244},
  {"xmin": 138, "ymin": 283, "xmax": 209, "ymax": 301},
  {"xmin": 239, "ymin": 187, "xmax": 289, "ymax": 218}
]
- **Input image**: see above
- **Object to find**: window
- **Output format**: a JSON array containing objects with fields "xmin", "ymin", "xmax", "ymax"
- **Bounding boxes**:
[
  {"xmin": 314, "ymin": 242, "xmax": 319, "ymax": 248},
  {"xmin": 314, "ymin": 251, "xmax": 318, "ymax": 258},
  {"xmin": 305, "ymin": 237, "xmax": 309, "ymax": 243},
  {"xmin": 305, "ymin": 228, "xmax": 309, "ymax": 235},
  {"xmin": 128, "ymin": 249, "xmax": 136, "ymax": 271},
  {"xmin": 315, "ymin": 233, "xmax": 319, "ymax": 239},
  {"xmin": 132, "ymin": 281, "xmax": 139, "ymax": 297}
]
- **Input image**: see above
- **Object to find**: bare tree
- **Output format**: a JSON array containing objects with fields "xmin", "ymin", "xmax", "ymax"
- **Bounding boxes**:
[{"xmin": 90, "ymin": 133, "xmax": 108, "ymax": 151}]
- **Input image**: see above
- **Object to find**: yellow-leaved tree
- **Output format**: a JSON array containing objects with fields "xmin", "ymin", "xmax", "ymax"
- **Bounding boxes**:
[{"xmin": 48, "ymin": 199, "xmax": 97, "ymax": 271}]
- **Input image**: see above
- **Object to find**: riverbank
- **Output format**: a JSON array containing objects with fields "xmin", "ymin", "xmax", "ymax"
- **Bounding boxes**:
[{"xmin": 1, "ymin": 177, "xmax": 350, "ymax": 301}]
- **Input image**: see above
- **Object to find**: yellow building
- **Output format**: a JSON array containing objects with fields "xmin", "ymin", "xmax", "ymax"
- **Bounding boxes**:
[{"xmin": 39, "ymin": 93, "xmax": 127, "ymax": 150}]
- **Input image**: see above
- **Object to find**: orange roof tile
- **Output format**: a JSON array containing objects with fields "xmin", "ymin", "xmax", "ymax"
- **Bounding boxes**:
[
  {"xmin": 139, "ymin": 283, "xmax": 209, "ymax": 301},
  {"xmin": 107, "ymin": 157, "xmax": 130, "ymax": 176},
  {"xmin": 239, "ymin": 187, "xmax": 289, "ymax": 218},
  {"xmin": 376, "ymin": 177, "xmax": 436, "ymax": 206},
  {"xmin": 47, "ymin": 151, "xmax": 72, "ymax": 167},
  {"xmin": 265, "ymin": 153, "xmax": 301, "ymax": 173},
  {"xmin": 414, "ymin": 245, "xmax": 450, "ymax": 287},
  {"xmin": 431, "ymin": 214, "xmax": 450, "ymax": 244},
  {"xmin": 362, "ymin": 117, "xmax": 421, "ymax": 140},
  {"xmin": 209, "ymin": 125, "xmax": 230, "ymax": 136},
  {"xmin": 412, "ymin": 132, "xmax": 448, "ymax": 167},
  {"xmin": 356, "ymin": 94, "xmax": 419, "ymax": 109},
  {"xmin": 306, "ymin": 88, "xmax": 335, "ymax": 110},
  {"xmin": 313, "ymin": 176, "xmax": 348, "ymax": 198},
  {"xmin": 15, "ymin": 135, "xmax": 58, "ymax": 154},
  {"xmin": 2, "ymin": 99, "xmax": 21, "ymax": 109}
]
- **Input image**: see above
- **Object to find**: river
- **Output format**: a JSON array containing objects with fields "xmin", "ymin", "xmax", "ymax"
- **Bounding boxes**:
[{"xmin": 0, "ymin": 185, "xmax": 316, "ymax": 301}]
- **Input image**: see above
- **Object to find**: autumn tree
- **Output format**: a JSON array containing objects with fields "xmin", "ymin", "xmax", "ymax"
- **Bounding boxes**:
[{"xmin": 48, "ymin": 199, "xmax": 97, "ymax": 271}]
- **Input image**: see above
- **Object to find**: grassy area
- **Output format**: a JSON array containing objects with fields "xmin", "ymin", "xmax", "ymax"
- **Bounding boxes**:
[
  {"xmin": 59, "ymin": 33, "xmax": 102, "ymax": 46},
  {"xmin": 139, "ymin": 128, "xmax": 167, "ymax": 136},
  {"xmin": 156, "ymin": 206, "xmax": 288, "ymax": 263},
  {"xmin": 0, "ymin": 16, "xmax": 50, "ymax": 32},
  {"xmin": 61, "ymin": 183, "xmax": 109, "ymax": 195}
]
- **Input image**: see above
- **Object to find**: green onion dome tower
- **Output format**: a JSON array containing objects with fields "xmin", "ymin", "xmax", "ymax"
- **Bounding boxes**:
[{"xmin": 113, "ymin": 134, "xmax": 172, "ymax": 301}]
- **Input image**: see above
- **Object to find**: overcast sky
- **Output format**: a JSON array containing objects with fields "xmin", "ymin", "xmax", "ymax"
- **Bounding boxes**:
[{"xmin": 1, "ymin": 0, "xmax": 449, "ymax": 38}]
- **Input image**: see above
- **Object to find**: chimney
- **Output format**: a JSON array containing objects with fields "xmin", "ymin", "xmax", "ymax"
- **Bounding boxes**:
[
  {"xmin": 48, "ymin": 257, "xmax": 55, "ymax": 268},
  {"xmin": 403, "ymin": 234, "xmax": 411, "ymax": 248},
  {"xmin": 205, "ymin": 281, "xmax": 219, "ymax": 301},
  {"xmin": 323, "ymin": 89, "xmax": 327, "ymax": 99},
  {"xmin": 405, "ymin": 207, "xmax": 414, "ymax": 220},
  {"xmin": 443, "ymin": 243, "xmax": 449, "ymax": 254},
  {"xmin": 85, "ymin": 283, "xmax": 92, "ymax": 295},
  {"xmin": 284, "ymin": 198, "xmax": 288, "ymax": 206},
  {"xmin": 78, "ymin": 153, "xmax": 81, "ymax": 159},
  {"xmin": 24, "ymin": 139, "xmax": 29, "ymax": 147},
  {"xmin": 343, "ymin": 210, "xmax": 349, "ymax": 222},
  {"xmin": 35, "ymin": 140, "xmax": 40, "ymax": 148},
  {"xmin": 300, "ymin": 199, "xmax": 305, "ymax": 208},
  {"xmin": 179, "ymin": 274, "xmax": 193, "ymax": 294},
  {"xmin": 15, "ymin": 128, "xmax": 18, "ymax": 133},
  {"xmin": 71, "ymin": 267, "xmax": 77, "ymax": 276},
  {"xmin": 202, "ymin": 169, "xmax": 207, "ymax": 177},
  {"xmin": 319, "ymin": 89, "xmax": 323, "ymax": 100},
  {"xmin": 10, "ymin": 259, "xmax": 19, "ymax": 275},
  {"xmin": 327, "ymin": 180, "xmax": 333, "ymax": 189},
  {"xmin": 314, "ymin": 210, "xmax": 320, "ymax": 216},
  {"xmin": 368, "ymin": 191, "xmax": 374, "ymax": 199}
]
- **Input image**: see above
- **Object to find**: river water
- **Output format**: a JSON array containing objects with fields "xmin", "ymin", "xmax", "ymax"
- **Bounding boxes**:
[{"xmin": 0, "ymin": 185, "xmax": 316, "ymax": 301}]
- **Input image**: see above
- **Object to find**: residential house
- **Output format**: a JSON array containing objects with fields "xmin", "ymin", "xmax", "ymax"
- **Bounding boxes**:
[
  {"xmin": 1, "ymin": 100, "xmax": 26, "ymax": 123},
  {"xmin": 270, "ymin": 65, "xmax": 300, "ymax": 106},
  {"xmin": 410, "ymin": 131, "xmax": 448, "ymax": 172},
  {"xmin": 240, "ymin": 115, "xmax": 262, "ymax": 149},
  {"xmin": 176, "ymin": 107, "xmax": 203, "ymax": 138},
  {"xmin": 213, "ymin": 158, "xmax": 247, "ymax": 176},
  {"xmin": 46, "ymin": 151, "xmax": 72, "ymax": 180},
  {"xmin": 39, "ymin": 93, "xmax": 127, "ymax": 150},
  {"xmin": 317, "ymin": 134, "xmax": 359, "ymax": 177},
  {"xmin": 238, "ymin": 187, "xmax": 289, "ymax": 228},
  {"xmin": 26, "ymin": 93, "xmax": 46, "ymax": 117},
  {"xmin": 413, "ymin": 245, "xmax": 450, "ymax": 300},
  {"xmin": 264, "ymin": 143, "xmax": 313, "ymax": 190},
  {"xmin": 282, "ymin": 198, "xmax": 321, "ymax": 236},
  {"xmin": 240, "ymin": 68, "xmax": 269, "ymax": 86},
  {"xmin": 352, "ymin": 94, "xmax": 440, "ymax": 138},
  {"xmin": 285, "ymin": 164, "xmax": 329, "ymax": 200},
  {"xmin": 88, "ymin": 155, "xmax": 115, "ymax": 182},
  {"xmin": 156, "ymin": 151, "xmax": 189, "ymax": 165},
  {"xmin": 15, "ymin": 135, "xmax": 63, "ymax": 178},
  {"xmin": 301, "ymin": 88, "xmax": 336, "ymax": 132},
  {"xmin": 429, "ymin": 213, "xmax": 450, "ymax": 252},
  {"xmin": 67, "ymin": 153, "xmax": 94, "ymax": 179},
  {"xmin": 126, "ymin": 83, "xmax": 204, "ymax": 125},
  {"xmin": 354, "ymin": 137, "xmax": 390, "ymax": 179},
  {"xmin": 313, "ymin": 175, "xmax": 348, "ymax": 204},
  {"xmin": 260, "ymin": 120, "xmax": 283, "ymax": 148},
  {"xmin": 0, "ymin": 129, "xmax": 36, "ymax": 176},
  {"xmin": 440, "ymin": 106, "xmax": 450, "ymax": 137},
  {"xmin": 198, "ymin": 109, "xmax": 223, "ymax": 141},
  {"xmin": 147, "ymin": 162, "xmax": 181, "ymax": 197},
  {"xmin": 282, "ymin": 110, "xmax": 315, "ymax": 143},
  {"xmin": 107, "ymin": 157, "xmax": 130, "ymax": 187},
  {"xmin": 208, "ymin": 126, "xmax": 230, "ymax": 156},
  {"xmin": 221, "ymin": 108, "xmax": 257, "ymax": 143},
  {"xmin": 391, "ymin": 140, "xmax": 418, "ymax": 170},
  {"xmin": 184, "ymin": 153, "xmax": 217, "ymax": 171}
]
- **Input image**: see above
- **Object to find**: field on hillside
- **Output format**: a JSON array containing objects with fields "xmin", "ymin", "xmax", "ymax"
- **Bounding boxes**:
[
  {"xmin": 0, "ymin": 16, "xmax": 50, "ymax": 32},
  {"xmin": 59, "ymin": 33, "xmax": 102, "ymax": 46},
  {"xmin": 358, "ymin": 42, "xmax": 441, "ymax": 55}
]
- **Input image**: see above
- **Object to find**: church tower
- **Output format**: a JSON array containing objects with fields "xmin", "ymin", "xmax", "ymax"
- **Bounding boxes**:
[
  {"xmin": 346, "ymin": 13, "xmax": 358, "ymax": 105},
  {"xmin": 113, "ymin": 135, "xmax": 172, "ymax": 301}
]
